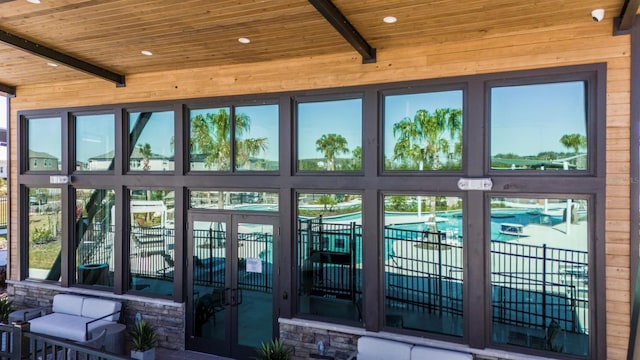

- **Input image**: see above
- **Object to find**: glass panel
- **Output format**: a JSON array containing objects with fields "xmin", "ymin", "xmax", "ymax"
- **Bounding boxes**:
[
  {"xmin": 383, "ymin": 195, "xmax": 464, "ymax": 336},
  {"xmin": 235, "ymin": 105, "xmax": 279, "ymax": 171},
  {"xmin": 75, "ymin": 114, "xmax": 115, "ymax": 171},
  {"xmin": 237, "ymin": 222, "xmax": 273, "ymax": 347},
  {"xmin": 75, "ymin": 188, "xmax": 115, "ymax": 288},
  {"xmin": 27, "ymin": 117, "xmax": 61, "ymax": 172},
  {"xmin": 129, "ymin": 111, "xmax": 174, "ymax": 172},
  {"xmin": 192, "ymin": 220, "xmax": 226, "ymax": 341},
  {"xmin": 297, "ymin": 99, "xmax": 362, "ymax": 171},
  {"xmin": 297, "ymin": 193, "xmax": 363, "ymax": 323},
  {"xmin": 490, "ymin": 82, "xmax": 587, "ymax": 171},
  {"xmin": 189, "ymin": 107, "xmax": 231, "ymax": 171},
  {"xmin": 28, "ymin": 187, "xmax": 62, "ymax": 281},
  {"xmin": 128, "ymin": 189, "xmax": 175, "ymax": 296},
  {"xmin": 490, "ymin": 197, "xmax": 589, "ymax": 357},
  {"xmin": 190, "ymin": 191, "xmax": 279, "ymax": 211},
  {"xmin": 384, "ymin": 91, "xmax": 463, "ymax": 171}
]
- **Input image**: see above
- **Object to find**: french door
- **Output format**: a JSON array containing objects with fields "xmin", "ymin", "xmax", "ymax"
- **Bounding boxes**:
[{"xmin": 186, "ymin": 212, "xmax": 279, "ymax": 359}]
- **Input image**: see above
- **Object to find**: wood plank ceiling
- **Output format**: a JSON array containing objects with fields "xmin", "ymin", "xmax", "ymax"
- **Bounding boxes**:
[{"xmin": 0, "ymin": 0, "xmax": 631, "ymax": 95}]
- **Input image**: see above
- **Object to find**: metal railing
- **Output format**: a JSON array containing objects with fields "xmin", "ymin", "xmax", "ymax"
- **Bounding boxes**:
[{"xmin": 0, "ymin": 324, "xmax": 127, "ymax": 360}]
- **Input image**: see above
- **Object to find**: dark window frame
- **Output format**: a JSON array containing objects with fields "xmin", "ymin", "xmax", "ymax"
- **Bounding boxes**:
[{"xmin": 16, "ymin": 63, "xmax": 606, "ymax": 359}]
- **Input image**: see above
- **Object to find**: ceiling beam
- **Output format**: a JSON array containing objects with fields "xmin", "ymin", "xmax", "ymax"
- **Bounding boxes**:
[
  {"xmin": 615, "ymin": 0, "xmax": 640, "ymax": 34},
  {"xmin": 0, "ymin": 83, "xmax": 15, "ymax": 97},
  {"xmin": 0, "ymin": 28, "xmax": 125, "ymax": 87},
  {"xmin": 308, "ymin": 0, "xmax": 376, "ymax": 64}
]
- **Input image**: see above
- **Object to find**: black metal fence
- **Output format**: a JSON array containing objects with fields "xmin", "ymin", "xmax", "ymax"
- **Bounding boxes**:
[
  {"xmin": 298, "ymin": 217, "xmax": 363, "ymax": 300},
  {"xmin": 298, "ymin": 217, "xmax": 589, "ymax": 336},
  {"xmin": 192, "ymin": 228, "xmax": 273, "ymax": 293}
]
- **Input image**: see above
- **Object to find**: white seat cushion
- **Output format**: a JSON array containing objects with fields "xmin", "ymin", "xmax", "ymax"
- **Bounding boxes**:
[
  {"xmin": 356, "ymin": 336, "xmax": 412, "ymax": 360},
  {"xmin": 411, "ymin": 346, "xmax": 473, "ymax": 360},
  {"xmin": 81, "ymin": 298, "xmax": 121, "ymax": 321},
  {"xmin": 29, "ymin": 313, "xmax": 112, "ymax": 342},
  {"xmin": 52, "ymin": 294, "xmax": 85, "ymax": 316}
]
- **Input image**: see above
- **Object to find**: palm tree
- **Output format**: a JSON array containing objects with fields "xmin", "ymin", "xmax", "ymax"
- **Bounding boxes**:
[
  {"xmin": 315, "ymin": 134, "xmax": 349, "ymax": 171},
  {"xmin": 559, "ymin": 133, "xmax": 587, "ymax": 154},
  {"xmin": 351, "ymin": 146, "xmax": 362, "ymax": 170},
  {"xmin": 391, "ymin": 108, "xmax": 462, "ymax": 170},
  {"xmin": 138, "ymin": 143, "xmax": 152, "ymax": 171},
  {"xmin": 190, "ymin": 109, "xmax": 267, "ymax": 206},
  {"xmin": 191, "ymin": 109, "xmax": 268, "ymax": 170}
]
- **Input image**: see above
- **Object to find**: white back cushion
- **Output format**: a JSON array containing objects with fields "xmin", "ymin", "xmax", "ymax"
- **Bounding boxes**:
[
  {"xmin": 52, "ymin": 294, "xmax": 84, "ymax": 316},
  {"xmin": 81, "ymin": 298, "xmax": 121, "ymax": 321},
  {"xmin": 357, "ymin": 336, "xmax": 412, "ymax": 360},
  {"xmin": 411, "ymin": 346, "xmax": 473, "ymax": 360}
]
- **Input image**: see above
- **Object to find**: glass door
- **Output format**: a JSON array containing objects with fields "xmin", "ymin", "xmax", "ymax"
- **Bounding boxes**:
[{"xmin": 187, "ymin": 212, "xmax": 278, "ymax": 359}]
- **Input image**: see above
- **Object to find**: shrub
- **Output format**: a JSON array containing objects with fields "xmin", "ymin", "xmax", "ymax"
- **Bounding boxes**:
[
  {"xmin": 31, "ymin": 226, "xmax": 54, "ymax": 245},
  {"xmin": 129, "ymin": 320, "xmax": 156, "ymax": 351}
]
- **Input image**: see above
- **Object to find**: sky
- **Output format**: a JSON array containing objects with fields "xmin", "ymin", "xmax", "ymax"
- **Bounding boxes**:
[
  {"xmin": 491, "ymin": 81, "xmax": 587, "ymax": 156},
  {"xmin": 298, "ymin": 98, "xmax": 362, "ymax": 159},
  {"xmin": 0, "ymin": 97, "xmax": 5, "ymax": 128}
]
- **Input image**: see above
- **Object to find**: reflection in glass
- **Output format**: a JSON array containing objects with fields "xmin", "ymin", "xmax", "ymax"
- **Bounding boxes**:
[
  {"xmin": 190, "ymin": 191, "xmax": 279, "ymax": 211},
  {"xmin": 384, "ymin": 91, "xmax": 463, "ymax": 171},
  {"xmin": 128, "ymin": 189, "xmax": 175, "ymax": 296},
  {"xmin": 491, "ymin": 82, "xmax": 587, "ymax": 171},
  {"xmin": 235, "ymin": 105, "xmax": 279, "ymax": 171},
  {"xmin": 237, "ymin": 222, "xmax": 273, "ymax": 347},
  {"xmin": 192, "ymin": 220, "xmax": 226, "ymax": 341},
  {"xmin": 28, "ymin": 117, "xmax": 61, "ymax": 172},
  {"xmin": 76, "ymin": 114, "xmax": 115, "ymax": 171},
  {"xmin": 490, "ymin": 197, "xmax": 589, "ymax": 356},
  {"xmin": 28, "ymin": 187, "xmax": 62, "ymax": 281},
  {"xmin": 129, "ymin": 111, "xmax": 174, "ymax": 172},
  {"xmin": 383, "ymin": 195, "xmax": 464, "ymax": 336},
  {"xmin": 297, "ymin": 99, "xmax": 362, "ymax": 171},
  {"xmin": 190, "ymin": 107, "xmax": 231, "ymax": 171},
  {"xmin": 297, "ymin": 193, "xmax": 363, "ymax": 323},
  {"xmin": 75, "ymin": 189, "xmax": 115, "ymax": 288}
]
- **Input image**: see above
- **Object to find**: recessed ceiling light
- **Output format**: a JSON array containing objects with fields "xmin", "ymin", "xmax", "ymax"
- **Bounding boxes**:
[
  {"xmin": 141, "ymin": 50, "xmax": 153, "ymax": 56},
  {"xmin": 27, "ymin": 0, "xmax": 40, "ymax": 4},
  {"xmin": 238, "ymin": 37, "xmax": 251, "ymax": 44},
  {"xmin": 46, "ymin": 62, "xmax": 58, "ymax": 67},
  {"xmin": 383, "ymin": 16, "xmax": 397, "ymax": 24}
]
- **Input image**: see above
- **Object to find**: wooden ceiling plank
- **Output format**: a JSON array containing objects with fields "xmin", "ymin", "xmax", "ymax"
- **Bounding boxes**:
[{"xmin": 0, "ymin": 28, "xmax": 125, "ymax": 87}]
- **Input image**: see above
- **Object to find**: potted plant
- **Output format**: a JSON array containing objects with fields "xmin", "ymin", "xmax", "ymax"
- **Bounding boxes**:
[
  {"xmin": 254, "ymin": 338, "xmax": 292, "ymax": 360},
  {"xmin": 129, "ymin": 319, "xmax": 156, "ymax": 360},
  {"xmin": 0, "ymin": 297, "xmax": 13, "ymax": 324}
]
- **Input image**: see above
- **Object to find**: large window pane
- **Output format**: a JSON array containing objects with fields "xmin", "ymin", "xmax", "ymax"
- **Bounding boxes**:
[
  {"xmin": 27, "ymin": 117, "xmax": 61, "ymax": 172},
  {"xmin": 75, "ymin": 189, "xmax": 115, "ymax": 288},
  {"xmin": 28, "ymin": 187, "xmax": 62, "ymax": 281},
  {"xmin": 490, "ymin": 82, "xmax": 588, "ymax": 171},
  {"xmin": 129, "ymin": 111, "xmax": 174, "ymax": 172},
  {"xmin": 190, "ymin": 190, "xmax": 279, "ymax": 211},
  {"xmin": 76, "ymin": 114, "xmax": 115, "ymax": 171},
  {"xmin": 490, "ymin": 197, "xmax": 589, "ymax": 356},
  {"xmin": 297, "ymin": 99, "xmax": 362, "ymax": 172},
  {"xmin": 189, "ymin": 107, "xmax": 231, "ymax": 171},
  {"xmin": 384, "ymin": 91, "xmax": 463, "ymax": 171},
  {"xmin": 297, "ymin": 193, "xmax": 362, "ymax": 323},
  {"xmin": 384, "ymin": 195, "xmax": 464, "ymax": 336},
  {"xmin": 128, "ymin": 189, "xmax": 175, "ymax": 297},
  {"xmin": 235, "ymin": 105, "xmax": 279, "ymax": 171}
]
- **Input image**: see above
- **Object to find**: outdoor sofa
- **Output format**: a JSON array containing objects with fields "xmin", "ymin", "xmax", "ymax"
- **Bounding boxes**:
[
  {"xmin": 347, "ymin": 336, "xmax": 473, "ymax": 360},
  {"xmin": 18, "ymin": 293, "xmax": 123, "ymax": 344}
]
